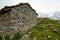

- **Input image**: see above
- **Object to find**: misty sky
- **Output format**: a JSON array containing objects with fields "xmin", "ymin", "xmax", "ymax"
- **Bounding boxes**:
[{"xmin": 0, "ymin": 0, "xmax": 60, "ymax": 14}]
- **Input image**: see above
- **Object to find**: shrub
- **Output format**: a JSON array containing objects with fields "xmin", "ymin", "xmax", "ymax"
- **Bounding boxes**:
[
  {"xmin": 5, "ymin": 34, "xmax": 10, "ymax": 40},
  {"xmin": 0, "ymin": 35, "xmax": 2, "ymax": 40},
  {"xmin": 12, "ymin": 32, "xmax": 23, "ymax": 40}
]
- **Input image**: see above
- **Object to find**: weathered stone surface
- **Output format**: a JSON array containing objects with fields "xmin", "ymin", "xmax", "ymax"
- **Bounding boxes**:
[{"xmin": 0, "ymin": 3, "xmax": 38, "ymax": 38}]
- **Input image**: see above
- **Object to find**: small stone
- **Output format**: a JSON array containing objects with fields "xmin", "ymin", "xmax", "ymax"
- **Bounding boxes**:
[
  {"xmin": 33, "ymin": 37, "xmax": 36, "ymax": 40},
  {"xmin": 28, "ymin": 31, "xmax": 31, "ymax": 34},
  {"xmin": 48, "ymin": 36, "xmax": 52, "ymax": 38},
  {"xmin": 54, "ymin": 29, "xmax": 58, "ymax": 31},
  {"xmin": 53, "ymin": 28, "xmax": 58, "ymax": 33},
  {"xmin": 24, "ymin": 34, "xmax": 29, "ymax": 38}
]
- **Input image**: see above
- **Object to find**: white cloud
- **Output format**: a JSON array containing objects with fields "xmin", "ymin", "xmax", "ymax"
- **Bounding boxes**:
[{"xmin": 0, "ymin": 0, "xmax": 60, "ymax": 16}]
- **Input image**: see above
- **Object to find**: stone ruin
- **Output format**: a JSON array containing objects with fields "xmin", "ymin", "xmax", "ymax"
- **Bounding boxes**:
[{"xmin": 0, "ymin": 3, "xmax": 38, "ymax": 39}]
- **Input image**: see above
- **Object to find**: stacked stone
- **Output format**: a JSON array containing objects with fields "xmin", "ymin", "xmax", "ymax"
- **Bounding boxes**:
[{"xmin": 0, "ymin": 3, "xmax": 38, "ymax": 39}]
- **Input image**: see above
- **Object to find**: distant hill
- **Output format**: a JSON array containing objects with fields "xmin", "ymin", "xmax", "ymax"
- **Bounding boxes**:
[
  {"xmin": 51, "ymin": 11, "xmax": 60, "ymax": 20},
  {"xmin": 38, "ymin": 12, "xmax": 49, "ymax": 18}
]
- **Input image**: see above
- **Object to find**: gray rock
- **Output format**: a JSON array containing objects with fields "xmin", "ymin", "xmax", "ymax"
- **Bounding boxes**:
[{"xmin": 0, "ymin": 3, "xmax": 38, "ymax": 39}]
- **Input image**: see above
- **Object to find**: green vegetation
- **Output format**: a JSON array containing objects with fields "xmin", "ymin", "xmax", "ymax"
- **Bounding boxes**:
[
  {"xmin": 0, "ymin": 35, "xmax": 2, "ymax": 40},
  {"xmin": 28, "ymin": 18, "xmax": 60, "ymax": 40},
  {"xmin": 12, "ymin": 32, "xmax": 23, "ymax": 40},
  {"xmin": 0, "ymin": 32, "xmax": 23, "ymax": 40},
  {"xmin": 5, "ymin": 34, "xmax": 10, "ymax": 40}
]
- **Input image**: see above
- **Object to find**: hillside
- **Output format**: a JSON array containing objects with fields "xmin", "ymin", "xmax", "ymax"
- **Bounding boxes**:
[{"xmin": 26, "ymin": 18, "xmax": 60, "ymax": 40}]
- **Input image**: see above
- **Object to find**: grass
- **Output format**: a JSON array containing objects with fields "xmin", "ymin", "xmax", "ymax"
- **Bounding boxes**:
[{"xmin": 28, "ymin": 18, "xmax": 60, "ymax": 40}]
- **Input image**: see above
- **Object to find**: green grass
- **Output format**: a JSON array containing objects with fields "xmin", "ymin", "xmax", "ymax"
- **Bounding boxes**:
[{"xmin": 28, "ymin": 18, "xmax": 60, "ymax": 40}]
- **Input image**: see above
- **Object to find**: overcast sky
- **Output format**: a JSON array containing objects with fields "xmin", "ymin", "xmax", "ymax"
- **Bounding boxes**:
[{"xmin": 0, "ymin": 0, "xmax": 60, "ymax": 14}]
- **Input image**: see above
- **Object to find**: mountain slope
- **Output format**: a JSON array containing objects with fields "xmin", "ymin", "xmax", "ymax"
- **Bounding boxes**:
[
  {"xmin": 27, "ymin": 18, "xmax": 60, "ymax": 40},
  {"xmin": 52, "ymin": 11, "xmax": 60, "ymax": 20}
]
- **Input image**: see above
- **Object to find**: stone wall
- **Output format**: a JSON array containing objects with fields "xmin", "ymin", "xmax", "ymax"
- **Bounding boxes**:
[{"xmin": 0, "ymin": 3, "xmax": 38, "ymax": 39}]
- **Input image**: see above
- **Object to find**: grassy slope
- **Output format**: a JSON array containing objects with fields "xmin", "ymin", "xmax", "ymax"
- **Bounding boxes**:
[{"xmin": 28, "ymin": 18, "xmax": 60, "ymax": 40}]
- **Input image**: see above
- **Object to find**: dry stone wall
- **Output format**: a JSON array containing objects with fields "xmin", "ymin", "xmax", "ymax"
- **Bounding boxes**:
[{"xmin": 0, "ymin": 3, "xmax": 38, "ymax": 38}]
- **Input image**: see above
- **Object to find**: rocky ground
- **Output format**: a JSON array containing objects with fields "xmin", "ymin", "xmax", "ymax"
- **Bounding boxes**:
[{"xmin": 26, "ymin": 18, "xmax": 60, "ymax": 40}]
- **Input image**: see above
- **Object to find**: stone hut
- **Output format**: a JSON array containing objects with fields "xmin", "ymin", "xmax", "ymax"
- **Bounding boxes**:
[{"xmin": 0, "ymin": 3, "xmax": 38, "ymax": 37}]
